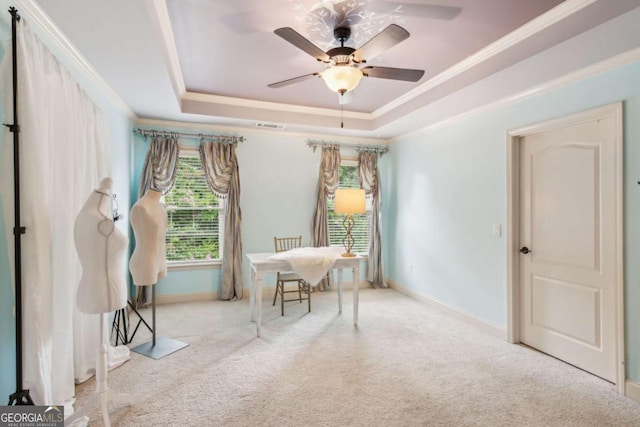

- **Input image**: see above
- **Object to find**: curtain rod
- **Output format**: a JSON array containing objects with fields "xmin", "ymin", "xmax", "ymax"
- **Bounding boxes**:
[
  {"xmin": 306, "ymin": 139, "xmax": 390, "ymax": 156},
  {"xmin": 134, "ymin": 128, "xmax": 245, "ymax": 144}
]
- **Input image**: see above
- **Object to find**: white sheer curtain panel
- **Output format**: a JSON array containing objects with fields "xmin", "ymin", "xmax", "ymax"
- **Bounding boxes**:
[{"xmin": 0, "ymin": 21, "xmax": 124, "ymax": 407}]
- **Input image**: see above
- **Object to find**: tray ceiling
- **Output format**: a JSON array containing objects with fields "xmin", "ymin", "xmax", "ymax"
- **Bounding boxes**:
[{"xmin": 22, "ymin": 0, "xmax": 640, "ymax": 139}]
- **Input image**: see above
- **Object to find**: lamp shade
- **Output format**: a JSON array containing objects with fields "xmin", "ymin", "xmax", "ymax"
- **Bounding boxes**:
[
  {"xmin": 334, "ymin": 188, "xmax": 366, "ymax": 214},
  {"xmin": 321, "ymin": 66, "xmax": 363, "ymax": 93}
]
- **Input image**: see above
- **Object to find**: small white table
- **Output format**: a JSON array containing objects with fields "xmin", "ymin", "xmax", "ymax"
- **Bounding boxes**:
[{"xmin": 246, "ymin": 252, "xmax": 364, "ymax": 337}]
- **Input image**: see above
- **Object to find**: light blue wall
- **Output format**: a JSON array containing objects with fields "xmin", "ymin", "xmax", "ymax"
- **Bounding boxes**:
[
  {"xmin": 0, "ymin": 193, "xmax": 14, "ymax": 401},
  {"xmin": 383, "ymin": 60, "xmax": 640, "ymax": 380},
  {"xmin": 238, "ymin": 133, "xmax": 321, "ymax": 289},
  {"xmin": 0, "ymin": 18, "xmax": 132, "ymax": 401},
  {"xmin": 238, "ymin": 133, "xmax": 369, "ymax": 287},
  {"xmin": 0, "ymin": 36, "xmax": 16, "ymax": 402}
]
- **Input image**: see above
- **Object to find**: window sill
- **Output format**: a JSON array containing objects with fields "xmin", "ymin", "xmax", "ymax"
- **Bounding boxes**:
[{"xmin": 167, "ymin": 259, "xmax": 222, "ymax": 271}]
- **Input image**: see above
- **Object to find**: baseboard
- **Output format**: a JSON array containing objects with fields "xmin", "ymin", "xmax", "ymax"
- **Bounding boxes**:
[
  {"xmin": 156, "ymin": 291, "xmax": 217, "ymax": 305},
  {"xmin": 340, "ymin": 279, "xmax": 371, "ymax": 290},
  {"xmin": 625, "ymin": 379, "xmax": 640, "ymax": 403},
  {"xmin": 242, "ymin": 286, "xmax": 268, "ymax": 300},
  {"xmin": 386, "ymin": 279, "xmax": 508, "ymax": 340}
]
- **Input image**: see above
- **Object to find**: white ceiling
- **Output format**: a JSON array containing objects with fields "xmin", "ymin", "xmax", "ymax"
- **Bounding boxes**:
[{"xmin": 14, "ymin": 0, "xmax": 640, "ymax": 140}]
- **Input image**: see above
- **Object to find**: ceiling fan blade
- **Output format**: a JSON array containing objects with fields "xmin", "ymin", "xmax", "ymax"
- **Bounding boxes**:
[
  {"xmin": 370, "ymin": 1, "xmax": 462, "ymax": 21},
  {"xmin": 362, "ymin": 66, "xmax": 424, "ymax": 82},
  {"xmin": 268, "ymin": 73, "xmax": 320, "ymax": 89},
  {"xmin": 274, "ymin": 27, "xmax": 331, "ymax": 62},
  {"xmin": 353, "ymin": 24, "xmax": 409, "ymax": 63}
]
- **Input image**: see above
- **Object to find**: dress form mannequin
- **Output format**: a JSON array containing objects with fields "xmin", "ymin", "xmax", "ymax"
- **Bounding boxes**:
[
  {"xmin": 67, "ymin": 177, "xmax": 130, "ymax": 427},
  {"xmin": 128, "ymin": 189, "xmax": 188, "ymax": 359},
  {"xmin": 75, "ymin": 177, "xmax": 128, "ymax": 313},
  {"xmin": 129, "ymin": 189, "xmax": 167, "ymax": 286}
]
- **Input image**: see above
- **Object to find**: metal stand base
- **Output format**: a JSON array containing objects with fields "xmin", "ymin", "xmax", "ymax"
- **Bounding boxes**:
[
  {"xmin": 130, "ymin": 336, "xmax": 188, "ymax": 360},
  {"xmin": 8, "ymin": 389, "xmax": 33, "ymax": 405},
  {"xmin": 129, "ymin": 286, "xmax": 188, "ymax": 359}
]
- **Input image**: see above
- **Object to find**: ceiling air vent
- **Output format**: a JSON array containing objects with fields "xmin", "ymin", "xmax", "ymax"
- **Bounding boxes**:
[{"xmin": 255, "ymin": 122, "xmax": 286, "ymax": 130}]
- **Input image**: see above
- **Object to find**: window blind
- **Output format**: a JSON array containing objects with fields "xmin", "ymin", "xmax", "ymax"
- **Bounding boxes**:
[{"xmin": 163, "ymin": 155, "xmax": 221, "ymax": 261}]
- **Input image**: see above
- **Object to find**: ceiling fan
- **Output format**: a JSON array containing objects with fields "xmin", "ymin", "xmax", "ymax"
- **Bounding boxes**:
[{"xmin": 267, "ymin": 24, "xmax": 425, "ymax": 95}]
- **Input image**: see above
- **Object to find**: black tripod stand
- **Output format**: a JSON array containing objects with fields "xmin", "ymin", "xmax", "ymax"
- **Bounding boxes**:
[
  {"xmin": 5, "ymin": 6, "xmax": 33, "ymax": 406},
  {"xmin": 111, "ymin": 300, "xmax": 153, "ymax": 345}
]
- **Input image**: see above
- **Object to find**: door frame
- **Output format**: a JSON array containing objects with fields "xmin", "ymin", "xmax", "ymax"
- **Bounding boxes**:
[{"xmin": 506, "ymin": 102, "xmax": 624, "ymax": 393}]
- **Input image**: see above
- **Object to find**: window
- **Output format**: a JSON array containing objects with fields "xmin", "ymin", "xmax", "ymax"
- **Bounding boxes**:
[
  {"xmin": 328, "ymin": 161, "xmax": 370, "ymax": 255},
  {"xmin": 162, "ymin": 152, "xmax": 223, "ymax": 263}
]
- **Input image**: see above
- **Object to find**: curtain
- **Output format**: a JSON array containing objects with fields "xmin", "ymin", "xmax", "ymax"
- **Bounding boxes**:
[
  {"xmin": 137, "ymin": 135, "xmax": 179, "ymax": 199},
  {"xmin": 0, "ymin": 21, "xmax": 122, "ymax": 407},
  {"xmin": 358, "ymin": 151, "xmax": 385, "ymax": 287},
  {"xmin": 199, "ymin": 141, "xmax": 243, "ymax": 300},
  {"xmin": 135, "ymin": 135, "xmax": 179, "ymax": 305},
  {"xmin": 311, "ymin": 146, "xmax": 341, "ymax": 291}
]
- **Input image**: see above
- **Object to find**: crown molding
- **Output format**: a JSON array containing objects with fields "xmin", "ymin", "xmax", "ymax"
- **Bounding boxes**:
[
  {"xmin": 392, "ymin": 47, "xmax": 640, "ymax": 142},
  {"xmin": 374, "ymin": 0, "xmax": 597, "ymax": 118},
  {"xmin": 144, "ymin": 0, "xmax": 185, "ymax": 103},
  {"xmin": 182, "ymin": 91, "xmax": 370, "ymax": 120},
  {"xmin": 135, "ymin": 117, "xmax": 387, "ymax": 145},
  {"xmin": 8, "ymin": 0, "xmax": 136, "ymax": 119}
]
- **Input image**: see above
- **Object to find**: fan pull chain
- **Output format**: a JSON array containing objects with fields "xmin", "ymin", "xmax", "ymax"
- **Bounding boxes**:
[{"xmin": 340, "ymin": 90, "xmax": 345, "ymax": 128}]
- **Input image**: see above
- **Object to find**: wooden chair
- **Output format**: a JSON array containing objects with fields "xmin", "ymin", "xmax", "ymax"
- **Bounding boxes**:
[{"xmin": 273, "ymin": 236, "xmax": 310, "ymax": 316}]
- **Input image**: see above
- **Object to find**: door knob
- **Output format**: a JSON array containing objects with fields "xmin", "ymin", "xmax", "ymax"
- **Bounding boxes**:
[{"xmin": 520, "ymin": 246, "xmax": 531, "ymax": 254}]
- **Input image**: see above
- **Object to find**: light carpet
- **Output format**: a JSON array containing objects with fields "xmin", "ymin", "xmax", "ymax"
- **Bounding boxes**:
[{"xmin": 73, "ymin": 288, "xmax": 640, "ymax": 426}]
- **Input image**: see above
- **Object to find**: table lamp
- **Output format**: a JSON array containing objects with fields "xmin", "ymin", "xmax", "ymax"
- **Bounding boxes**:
[{"xmin": 334, "ymin": 188, "xmax": 366, "ymax": 257}]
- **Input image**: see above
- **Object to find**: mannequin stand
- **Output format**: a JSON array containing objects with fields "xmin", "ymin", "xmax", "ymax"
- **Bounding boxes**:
[
  {"xmin": 130, "ymin": 286, "xmax": 188, "ymax": 359},
  {"xmin": 111, "ymin": 300, "xmax": 153, "ymax": 345},
  {"xmin": 65, "ymin": 315, "xmax": 130, "ymax": 427}
]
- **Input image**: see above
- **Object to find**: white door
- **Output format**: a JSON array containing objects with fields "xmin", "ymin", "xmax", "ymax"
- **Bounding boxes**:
[{"xmin": 519, "ymin": 113, "xmax": 618, "ymax": 382}]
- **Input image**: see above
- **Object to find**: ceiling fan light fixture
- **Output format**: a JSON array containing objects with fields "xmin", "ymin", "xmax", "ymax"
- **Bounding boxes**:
[{"xmin": 321, "ymin": 66, "xmax": 363, "ymax": 94}]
